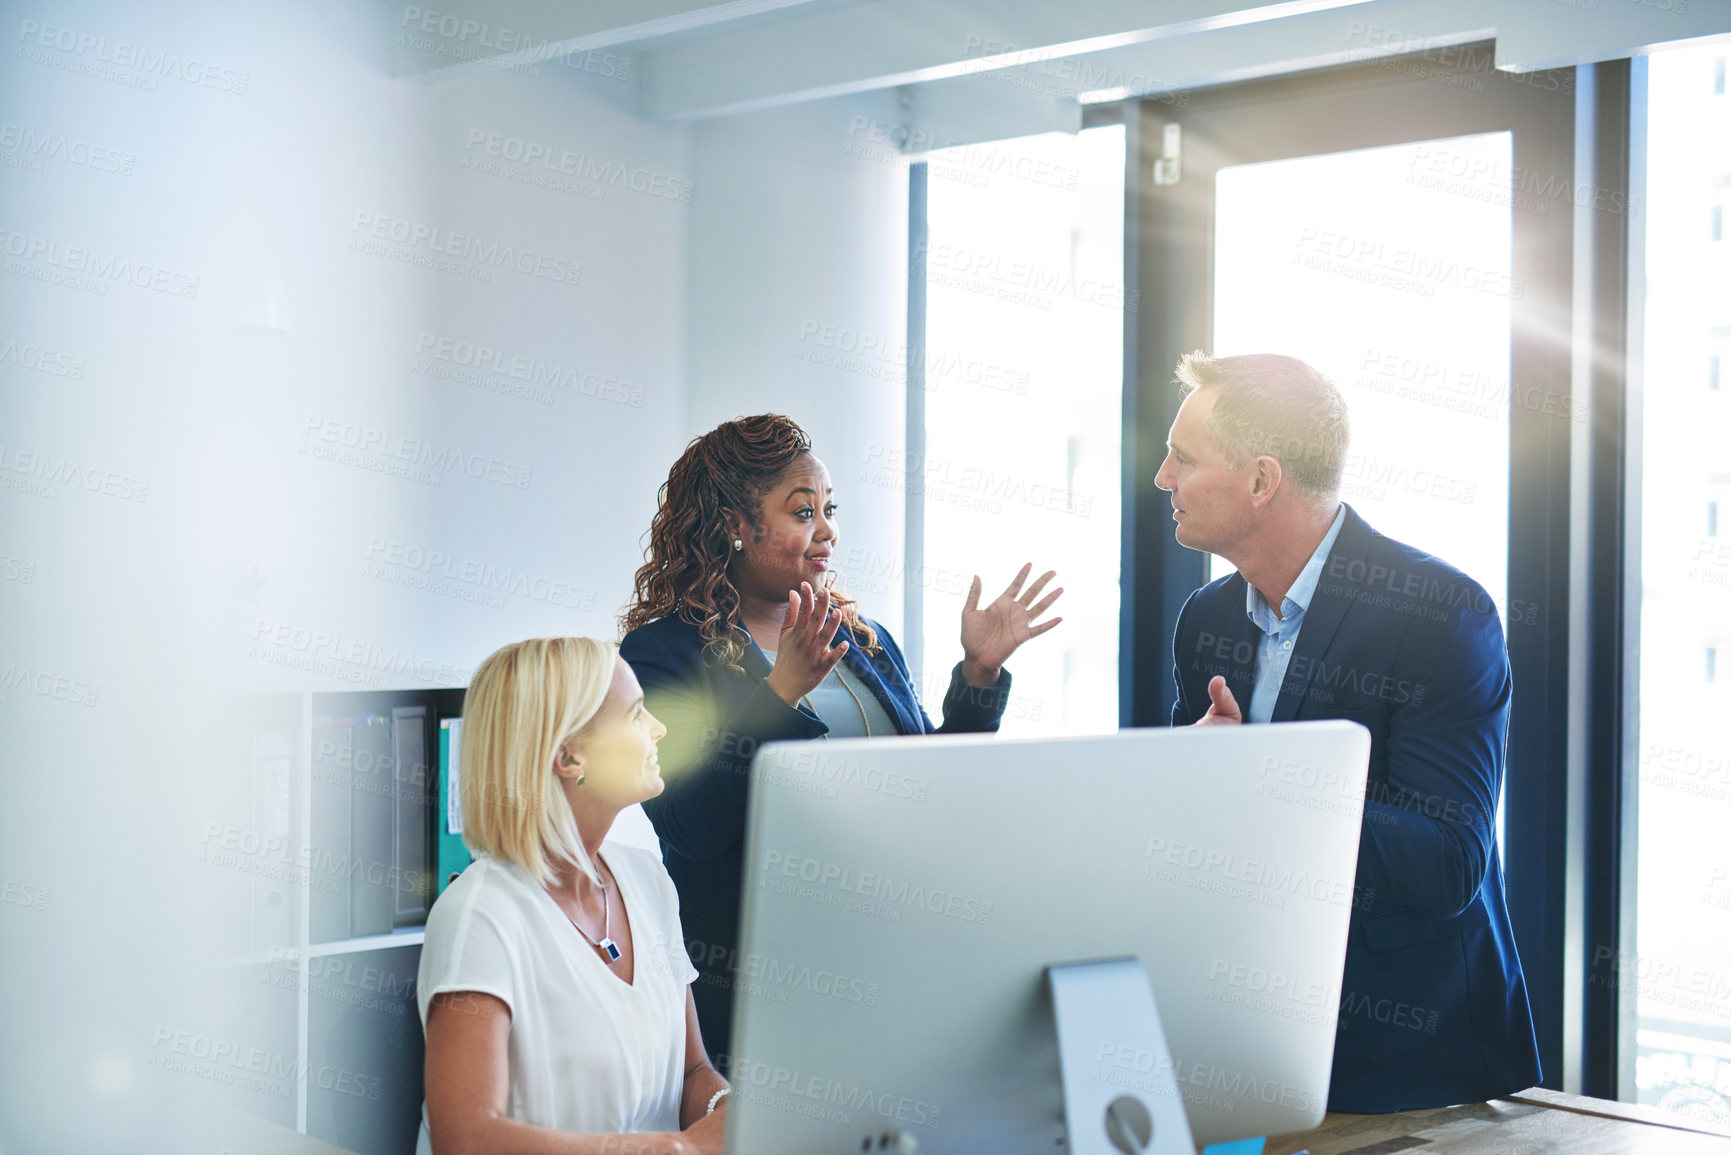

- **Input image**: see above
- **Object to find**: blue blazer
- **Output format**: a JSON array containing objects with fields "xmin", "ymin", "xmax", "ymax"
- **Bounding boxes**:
[
  {"xmin": 1170, "ymin": 505, "xmax": 1541, "ymax": 1112},
  {"xmin": 620, "ymin": 612, "xmax": 1010, "ymax": 1066}
]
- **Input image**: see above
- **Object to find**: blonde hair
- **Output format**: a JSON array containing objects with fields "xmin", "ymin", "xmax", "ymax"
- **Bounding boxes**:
[
  {"xmin": 1175, "ymin": 350, "xmax": 1350, "ymax": 500},
  {"xmin": 460, "ymin": 637, "xmax": 615, "ymax": 887}
]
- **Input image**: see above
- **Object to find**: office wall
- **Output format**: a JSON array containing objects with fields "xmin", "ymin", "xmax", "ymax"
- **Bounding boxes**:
[
  {"xmin": 685, "ymin": 93, "xmax": 914, "ymax": 636},
  {"xmin": 0, "ymin": 1, "xmax": 690, "ymax": 1148}
]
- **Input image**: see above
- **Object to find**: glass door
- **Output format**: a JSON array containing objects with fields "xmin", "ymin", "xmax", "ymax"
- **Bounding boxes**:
[
  {"xmin": 1121, "ymin": 47, "xmax": 1578, "ymax": 1087},
  {"xmin": 1209, "ymin": 133, "xmax": 1515, "ymax": 617}
]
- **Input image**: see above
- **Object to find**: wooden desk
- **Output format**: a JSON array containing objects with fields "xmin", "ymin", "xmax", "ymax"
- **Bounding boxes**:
[{"xmin": 1262, "ymin": 1087, "xmax": 1731, "ymax": 1154}]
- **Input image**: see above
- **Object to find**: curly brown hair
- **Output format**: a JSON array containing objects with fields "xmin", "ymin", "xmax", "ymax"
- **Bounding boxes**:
[{"xmin": 621, "ymin": 414, "xmax": 880, "ymax": 672}]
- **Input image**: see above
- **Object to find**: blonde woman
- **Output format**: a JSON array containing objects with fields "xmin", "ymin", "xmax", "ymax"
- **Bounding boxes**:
[{"xmin": 416, "ymin": 637, "xmax": 728, "ymax": 1155}]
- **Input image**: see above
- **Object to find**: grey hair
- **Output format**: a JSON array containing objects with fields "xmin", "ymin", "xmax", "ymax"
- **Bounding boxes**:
[{"xmin": 1174, "ymin": 351, "xmax": 1349, "ymax": 499}]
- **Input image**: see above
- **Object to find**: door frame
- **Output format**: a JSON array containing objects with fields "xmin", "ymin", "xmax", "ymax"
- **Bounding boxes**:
[{"xmin": 1108, "ymin": 45, "xmax": 1598, "ymax": 1092}]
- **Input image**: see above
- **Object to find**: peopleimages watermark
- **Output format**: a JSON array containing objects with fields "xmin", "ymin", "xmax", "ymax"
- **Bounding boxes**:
[
  {"xmin": 959, "ymin": 35, "xmax": 1189, "ymax": 106},
  {"xmin": 664, "ymin": 932, "xmax": 883, "ymax": 1008},
  {"xmin": 1205, "ymin": 957, "xmax": 1340, "ymax": 1028},
  {"xmin": 299, "ymin": 416, "xmax": 534, "ymax": 489},
  {"xmin": 860, "ymin": 444, "xmax": 1094, "ymax": 518},
  {"xmin": 1639, "ymin": 739, "xmax": 1731, "ymax": 806},
  {"xmin": 1294, "ymin": 228, "xmax": 1524, "ymax": 301},
  {"xmin": 0, "ymin": 664, "xmax": 100, "ymax": 707},
  {"xmin": 248, "ymin": 617, "xmax": 473, "ymax": 688},
  {"xmin": 149, "ymin": 1026, "xmax": 381, "ymax": 1100},
  {"xmin": 918, "ymin": 238, "xmax": 1136, "ymax": 313},
  {"xmin": 1407, "ymin": 141, "xmax": 1638, "ymax": 220},
  {"xmin": 199, "ymin": 823, "xmax": 432, "ymax": 902},
  {"xmin": 348, "ymin": 211, "xmax": 581, "ymax": 288},
  {"xmin": 842, "ymin": 545, "xmax": 975, "ymax": 601},
  {"xmin": 398, "ymin": 7, "xmax": 632, "ymax": 80},
  {"xmin": 0, "ymin": 443, "xmax": 149, "ymax": 503},
  {"xmin": 1590, "ymin": 947, "xmax": 1731, "ymax": 1019},
  {"xmin": 0, "ymin": 553, "xmax": 37, "ymax": 584},
  {"xmin": 1689, "ymin": 538, "xmax": 1731, "ymax": 590},
  {"xmin": 1142, "ymin": 836, "xmax": 1367, "ymax": 911},
  {"xmin": 728, "ymin": 1059, "xmax": 942, "ymax": 1129},
  {"xmin": 0, "ymin": 121, "xmax": 134, "ymax": 176},
  {"xmin": 1706, "ymin": 866, "xmax": 1731, "ymax": 913},
  {"xmin": 1092, "ymin": 1044, "xmax": 1322, "ymax": 1116},
  {"xmin": 260, "ymin": 947, "xmax": 417, "ymax": 1014},
  {"xmin": 363, "ymin": 536, "xmax": 596, "ymax": 611},
  {"xmin": 1255, "ymin": 755, "xmax": 1365, "ymax": 823},
  {"xmin": 15, "ymin": 19, "xmax": 250, "ymax": 94},
  {"xmin": 0, "ymin": 336, "xmax": 86, "ymax": 378},
  {"xmin": 1342, "ymin": 24, "xmax": 1574, "ymax": 95},
  {"xmin": 794, "ymin": 320, "xmax": 1030, "ymax": 396},
  {"xmin": 413, "ymin": 332, "xmax": 645, "ymax": 408},
  {"xmin": 1, "ymin": 877, "xmax": 49, "ymax": 912},
  {"xmin": 760, "ymin": 850, "xmax": 994, "ymax": 925},
  {"xmin": 461, "ymin": 129, "xmax": 692, "ymax": 204},
  {"xmin": 1337, "ymin": 990, "xmax": 1440, "ymax": 1034},
  {"xmin": 0, "ymin": 227, "xmax": 200, "ymax": 298},
  {"xmin": 1352, "ymin": 347, "xmax": 1588, "ymax": 424}
]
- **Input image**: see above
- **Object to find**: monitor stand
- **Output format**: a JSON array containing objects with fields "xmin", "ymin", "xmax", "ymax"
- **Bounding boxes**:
[{"xmin": 1047, "ymin": 958, "xmax": 1266, "ymax": 1155}]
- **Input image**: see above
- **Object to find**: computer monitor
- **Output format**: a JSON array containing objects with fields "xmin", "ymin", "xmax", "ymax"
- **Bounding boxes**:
[{"xmin": 723, "ymin": 721, "xmax": 1372, "ymax": 1153}]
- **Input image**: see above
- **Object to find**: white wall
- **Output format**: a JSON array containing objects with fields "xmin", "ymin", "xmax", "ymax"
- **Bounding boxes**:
[
  {"xmin": 685, "ymin": 92, "xmax": 913, "ymax": 634},
  {"xmin": 0, "ymin": 1, "xmax": 691, "ymax": 1147}
]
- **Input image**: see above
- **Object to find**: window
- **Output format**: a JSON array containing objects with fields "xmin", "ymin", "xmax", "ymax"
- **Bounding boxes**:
[
  {"xmin": 1209, "ymin": 134, "xmax": 1512, "ymax": 618},
  {"xmin": 918, "ymin": 127, "xmax": 1126, "ymax": 735},
  {"xmin": 1634, "ymin": 42, "xmax": 1731, "ymax": 1122}
]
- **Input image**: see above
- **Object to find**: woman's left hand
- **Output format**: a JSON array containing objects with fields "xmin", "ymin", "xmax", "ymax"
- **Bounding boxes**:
[{"xmin": 959, "ymin": 563, "xmax": 1063, "ymax": 687}]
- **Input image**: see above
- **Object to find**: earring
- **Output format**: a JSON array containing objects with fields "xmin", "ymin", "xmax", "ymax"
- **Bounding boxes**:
[
  {"xmin": 733, "ymin": 538, "xmax": 743, "ymax": 551},
  {"xmin": 575, "ymin": 774, "xmax": 586, "ymax": 787}
]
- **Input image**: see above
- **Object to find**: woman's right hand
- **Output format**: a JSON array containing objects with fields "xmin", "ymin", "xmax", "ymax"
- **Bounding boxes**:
[
  {"xmin": 764, "ymin": 582, "xmax": 849, "ymax": 706},
  {"xmin": 675, "ymin": 1106, "xmax": 727, "ymax": 1155}
]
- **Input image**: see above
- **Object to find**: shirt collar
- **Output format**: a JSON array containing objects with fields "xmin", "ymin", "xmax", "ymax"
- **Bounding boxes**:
[{"xmin": 1245, "ymin": 504, "xmax": 1347, "ymax": 635}]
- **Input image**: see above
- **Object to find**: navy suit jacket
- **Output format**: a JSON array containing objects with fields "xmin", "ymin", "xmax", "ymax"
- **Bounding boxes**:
[
  {"xmin": 620, "ymin": 613, "xmax": 1010, "ymax": 1067},
  {"xmin": 1171, "ymin": 505, "xmax": 1541, "ymax": 1112}
]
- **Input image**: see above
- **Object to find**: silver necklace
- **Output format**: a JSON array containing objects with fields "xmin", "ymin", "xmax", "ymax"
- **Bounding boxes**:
[{"xmin": 555, "ymin": 866, "xmax": 622, "ymax": 963}]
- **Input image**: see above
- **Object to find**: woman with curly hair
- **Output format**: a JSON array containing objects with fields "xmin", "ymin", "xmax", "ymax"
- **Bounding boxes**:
[{"xmin": 618, "ymin": 414, "xmax": 1063, "ymax": 1065}]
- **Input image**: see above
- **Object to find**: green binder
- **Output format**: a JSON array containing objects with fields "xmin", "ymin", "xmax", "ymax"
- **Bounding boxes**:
[{"xmin": 436, "ymin": 718, "xmax": 472, "ymax": 897}]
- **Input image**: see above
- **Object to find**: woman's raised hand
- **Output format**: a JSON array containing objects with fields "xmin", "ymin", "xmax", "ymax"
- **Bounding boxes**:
[
  {"xmin": 765, "ymin": 582, "xmax": 850, "ymax": 706},
  {"xmin": 959, "ymin": 563, "xmax": 1063, "ymax": 687}
]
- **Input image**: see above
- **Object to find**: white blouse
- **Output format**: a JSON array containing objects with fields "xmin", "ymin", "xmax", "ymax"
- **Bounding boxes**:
[{"xmin": 415, "ymin": 843, "xmax": 699, "ymax": 1153}]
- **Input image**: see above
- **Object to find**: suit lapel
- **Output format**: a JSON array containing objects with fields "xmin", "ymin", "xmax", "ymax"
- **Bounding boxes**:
[
  {"xmin": 841, "ymin": 624, "xmax": 921, "ymax": 736},
  {"xmin": 1273, "ymin": 506, "xmax": 1374, "ymax": 723}
]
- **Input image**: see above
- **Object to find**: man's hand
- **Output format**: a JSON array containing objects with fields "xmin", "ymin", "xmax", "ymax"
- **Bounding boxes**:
[{"xmin": 1192, "ymin": 675, "xmax": 1243, "ymax": 726}]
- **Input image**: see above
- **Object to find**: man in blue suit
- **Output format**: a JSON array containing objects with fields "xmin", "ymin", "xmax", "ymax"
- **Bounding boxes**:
[{"xmin": 1158, "ymin": 351, "xmax": 1541, "ymax": 1112}]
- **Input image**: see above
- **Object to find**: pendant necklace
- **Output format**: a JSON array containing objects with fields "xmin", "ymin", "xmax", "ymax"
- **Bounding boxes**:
[{"xmin": 557, "ymin": 866, "xmax": 622, "ymax": 963}]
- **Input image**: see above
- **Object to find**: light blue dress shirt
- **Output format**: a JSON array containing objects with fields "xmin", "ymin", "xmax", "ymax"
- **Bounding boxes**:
[{"xmin": 1244, "ymin": 505, "xmax": 1347, "ymax": 725}]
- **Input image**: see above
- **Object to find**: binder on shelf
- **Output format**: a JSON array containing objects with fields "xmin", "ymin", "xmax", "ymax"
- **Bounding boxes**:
[
  {"xmin": 436, "ymin": 717, "xmax": 472, "ymax": 897},
  {"xmin": 391, "ymin": 706, "xmax": 431, "ymax": 927},
  {"xmin": 349, "ymin": 713, "xmax": 395, "ymax": 938},
  {"xmin": 309, "ymin": 715, "xmax": 353, "ymax": 944}
]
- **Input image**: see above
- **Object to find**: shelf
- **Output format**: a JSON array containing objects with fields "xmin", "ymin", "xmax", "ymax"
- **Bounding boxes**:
[
  {"xmin": 211, "ymin": 928, "xmax": 425, "ymax": 969},
  {"xmin": 307, "ymin": 928, "xmax": 425, "ymax": 957}
]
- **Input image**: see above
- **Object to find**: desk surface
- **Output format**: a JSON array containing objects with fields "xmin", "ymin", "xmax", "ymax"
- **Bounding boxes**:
[{"xmin": 1262, "ymin": 1087, "xmax": 1731, "ymax": 1154}]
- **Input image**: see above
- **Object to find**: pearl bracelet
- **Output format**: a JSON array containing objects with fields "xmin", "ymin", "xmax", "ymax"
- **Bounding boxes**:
[{"xmin": 706, "ymin": 1088, "xmax": 730, "ymax": 1116}]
